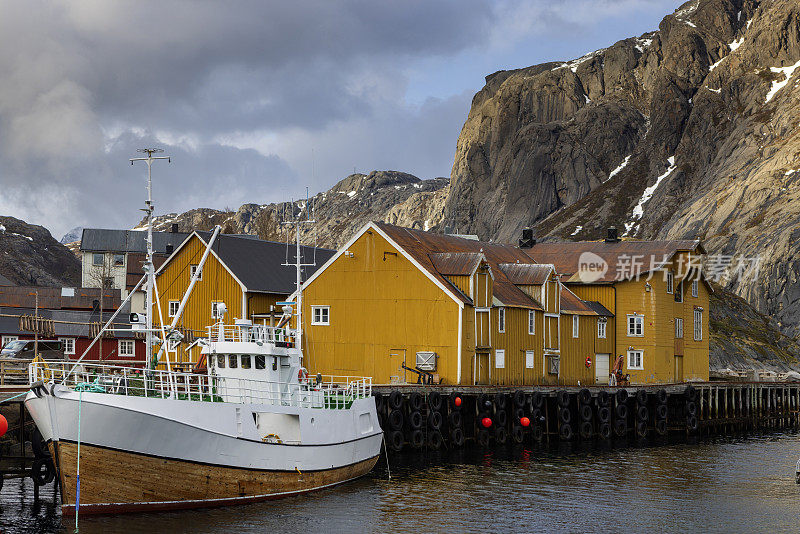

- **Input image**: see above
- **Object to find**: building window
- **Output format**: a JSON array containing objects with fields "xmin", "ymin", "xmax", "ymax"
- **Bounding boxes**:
[
  {"xmin": 59, "ymin": 338, "xmax": 75, "ymax": 355},
  {"xmin": 692, "ymin": 280, "xmax": 699, "ymax": 298},
  {"xmin": 190, "ymin": 264, "xmax": 202, "ymax": 280},
  {"xmin": 2, "ymin": 336, "xmax": 18, "ymax": 348},
  {"xmin": 675, "ymin": 281, "xmax": 684, "ymax": 303},
  {"xmin": 627, "ymin": 350, "xmax": 644, "ymax": 370},
  {"xmin": 169, "ymin": 301, "xmax": 180, "ymax": 317},
  {"xmin": 627, "ymin": 314, "xmax": 644, "ymax": 337},
  {"xmin": 666, "ymin": 271, "xmax": 674, "ymax": 293},
  {"xmin": 498, "ymin": 307, "xmax": 505, "ymax": 333},
  {"xmin": 102, "ymin": 277, "xmax": 114, "ymax": 289},
  {"xmin": 119, "ymin": 340, "xmax": 135, "ymax": 357},
  {"xmin": 312, "ymin": 306, "xmax": 330, "ymax": 325},
  {"xmin": 694, "ymin": 309, "xmax": 703, "ymax": 341},
  {"xmin": 167, "ymin": 338, "xmax": 180, "ymax": 352},
  {"xmin": 675, "ymin": 318, "xmax": 684, "ymax": 339},
  {"xmin": 211, "ymin": 301, "xmax": 225, "ymax": 319},
  {"xmin": 572, "ymin": 315, "xmax": 579, "ymax": 338},
  {"xmin": 528, "ymin": 310, "xmax": 535, "ymax": 335},
  {"xmin": 597, "ymin": 319, "xmax": 607, "ymax": 339},
  {"xmin": 547, "ymin": 355, "xmax": 560, "ymax": 375},
  {"xmin": 525, "ymin": 350, "xmax": 534, "ymax": 369},
  {"xmin": 92, "ymin": 253, "xmax": 104, "ymax": 266},
  {"xmin": 495, "ymin": 349, "xmax": 505, "ymax": 369},
  {"xmin": 113, "ymin": 254, "xmax": 125, "ymax": 267}
]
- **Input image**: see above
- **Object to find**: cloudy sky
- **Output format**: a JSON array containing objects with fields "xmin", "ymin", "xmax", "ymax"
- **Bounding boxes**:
[{"xmin": 0, "ymin": 0, "xmax": 678, "ymax": 239}]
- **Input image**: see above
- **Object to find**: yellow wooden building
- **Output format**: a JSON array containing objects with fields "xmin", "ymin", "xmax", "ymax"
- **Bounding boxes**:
[
  {"xmin": 299, "ymin": 222, "xmax": 612, "ymax": 386},
  {"xmin": 153, "ymin": 231, "xmax": 334, "ymax": 363},
  {"xmin": 528, "ymin": 229, "xmax": 711, "ymax": 383}
]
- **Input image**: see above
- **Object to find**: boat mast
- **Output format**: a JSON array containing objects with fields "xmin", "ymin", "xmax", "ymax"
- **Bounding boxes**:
[
  {"xmin": 282, "ymin": 192, "xmax": 315, "ymax": 350},
  {"xmin": 130, "ymin": 148, "xmax": 170, "ymax": 365}
]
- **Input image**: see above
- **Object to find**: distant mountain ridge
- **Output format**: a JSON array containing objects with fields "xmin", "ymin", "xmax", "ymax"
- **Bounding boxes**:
[
  {"xmin": 0, "ymin": 216, "xmax": 80, "ymax": 286},
  {"xmin": 137, "ymin": 170, "xmax": 449, "ymax": 249}
]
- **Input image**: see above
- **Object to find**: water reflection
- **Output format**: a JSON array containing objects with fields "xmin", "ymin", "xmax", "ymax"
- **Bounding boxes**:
[{"xmin": 2, "ymin": 432, "xmax": 800, "ymax": 533}]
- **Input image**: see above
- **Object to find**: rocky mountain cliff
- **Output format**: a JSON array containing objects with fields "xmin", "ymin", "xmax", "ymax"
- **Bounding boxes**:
[
  {"xmin": 0, "ymin": 216, "xmax": 81, "ymax": 286},
  {"xmin": 138, "ymin": 171, "xmax": 449, "ymax": 249},
  {"xmin": 443, "ymin": 0, "xmax": 800, "ymax": 343}
]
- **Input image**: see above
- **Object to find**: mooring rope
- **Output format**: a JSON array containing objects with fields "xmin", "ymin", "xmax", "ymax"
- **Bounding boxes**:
[{"xmin": 381, "ymin": 432, "xmax": 391, "ymax": 480}]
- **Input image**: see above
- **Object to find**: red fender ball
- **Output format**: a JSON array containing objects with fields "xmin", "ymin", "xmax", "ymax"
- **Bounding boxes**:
[
  {"xmin": 454, "ymin": 396, "xmax": 462, "ymax": 407},
  {"xmin": 0, "ymin": 414, "xmax": 7, "ymax": 438},
  {"xmin": 481, "ymin": 417, "xmax": 493, "ymax": 428},
  {"xmin": 520, "ymin": 417, "xmax": 530, "ymax": 427}
]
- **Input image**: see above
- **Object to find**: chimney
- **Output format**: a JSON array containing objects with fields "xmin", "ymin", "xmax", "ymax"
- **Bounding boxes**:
[
  {"xmin": 605, "ymin": 227, "xmax": 620, "ymax": 243},
  {"xmin": 165, "ymin": 243, "xmax": 174, "ymax": 254},
  {"xmin": 171, "ymin": 223, "xmax": 179, "ymax": 233},
  {"xmin": 519, "ymin": 227, "xmax": 536, "ymax": 248}
]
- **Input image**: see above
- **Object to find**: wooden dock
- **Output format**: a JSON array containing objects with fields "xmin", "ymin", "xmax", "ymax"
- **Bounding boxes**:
[{"xmin": 372, "ymin": 382, "xmax": 800, "ymax": 451}]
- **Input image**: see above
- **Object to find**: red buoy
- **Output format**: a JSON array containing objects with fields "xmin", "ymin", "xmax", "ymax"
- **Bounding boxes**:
[
  {"xmin": 481, "ymin": 417, "xmax": 492, "ymax": 428},
  {"xmin": 454, "ymin": 396, "xmax": 462, "ymax": 407},
  {"xmin": 520, "ymin": 416, "xmax": 530, "ymax": 427},
  {"xmin": 0, "ymin": 414, "xmax": 7, "ymax": 438}
]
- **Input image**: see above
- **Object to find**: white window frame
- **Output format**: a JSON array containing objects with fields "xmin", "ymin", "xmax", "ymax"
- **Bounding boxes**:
[
  {"xmin": 2, "ymin": 335, "xmax": 18, "ymax": 348},
  {"xmin": 311, "ymin": 306, "xmax": 330, "ymax": 326},
  {"xmin": 528, "ymin": 310, "xmax": 535, "ymax": 335},
  {"xmin": 167, "ymin": 338, "xmax": 180, "ymax": 353},
  {"xmin": 525, "ymin": 350, "xmax": 535, "ymax": 369},
  {"xmin": 190, "ymin": 264, "xmax": 202, "ymax": 280},
  {"xmin": 694, "ymin": 309, "xmax": 703, "ymax": 341},
  {"xmin": 113, "ymin": 253, "xmax": 125, "ymax": 267},
  {"xmin": 597, "ymin": 319, "xmax": 607, "ymax": 339},
  {"xmin": 168, "ymin": 300, "xmax": 180, "ymax": 317},
  {"xmin": 119, "ymin": 340, "xmax": 135, "ymax": 357},
  {"xmin": 627, "ymin": 314, "xmax": 644, "ymax": 337},
  {"xmin": 59, "ymin": 337, "xmax": 75, "ymax": 355},
  {"xmin": 675, "ymin": 317, "xmax": 684, "ymax": 339},
  {"xmin": 498, "ymin": 307, "xmax": 505, "ymax": 333},
  {"xmin": 211, "ymin": 301, "xmax": 225, "ymax": 319},
  {"xmin": 495, "ymin": 349, "xmax": 505, "ymax": 369},
  {"xmin": 92, "ymin": 253, "xmax": 104, "ymax": 266},
  {"xmin": 666, "ymin": 271, "xmax": 674, "ymax": 294},
  {"xmin": 692, "ymin": 280, "xmax": 698, "ymax": 298},
  {"xmin": 627, "ymin": 349, "xmax": 644, "ymax": 370},
  {"xmin": 547, "ymin": 354, "xmax": 560, "ymax": 375},
  {"xmin": 572, "ymin": 315, "xmax": 579, "ymax": 338}
]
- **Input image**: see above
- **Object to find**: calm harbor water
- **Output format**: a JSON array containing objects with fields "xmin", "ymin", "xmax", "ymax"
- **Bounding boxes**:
[{"xmin": 2, "ymin": 432, "xmax": 800, "ymax": 533}]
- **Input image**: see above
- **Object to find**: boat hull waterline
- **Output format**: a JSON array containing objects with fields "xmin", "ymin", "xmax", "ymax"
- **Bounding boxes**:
[{"xmin": 26, "ymin": 385, "xmax": 382, "ymax": 515}]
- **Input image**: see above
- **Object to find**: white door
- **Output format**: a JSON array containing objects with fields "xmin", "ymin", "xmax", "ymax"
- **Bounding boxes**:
[{"xmin": 595, "ymin": 353, "xmax": 610, "ymax": 384}]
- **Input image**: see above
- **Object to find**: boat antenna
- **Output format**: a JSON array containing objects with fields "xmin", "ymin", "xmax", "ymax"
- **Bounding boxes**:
[{"xmin": 130, "ymin": 148, "xmax": 170, "ymax": 366}]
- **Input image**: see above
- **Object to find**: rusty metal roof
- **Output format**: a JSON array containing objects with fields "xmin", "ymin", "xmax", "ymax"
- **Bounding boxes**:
[
  {"xmin": 429, "ymin": 252, "xmax": 484, "ymax": 276},
  {"xmin": 498, "ymin": 263, "xmax": 553, "ymax": 285},
  {"xmin": 524, "ymin": 240, "xmax": 704, "ymax": 283},
  {"xmin": 376, "ymin": 223, "xmax": 546, "ymax": 310}
]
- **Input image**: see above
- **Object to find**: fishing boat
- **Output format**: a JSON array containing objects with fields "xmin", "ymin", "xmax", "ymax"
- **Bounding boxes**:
[{"xmin": 24, "ymin": 150, "xmax": 382, "ymax": 515}]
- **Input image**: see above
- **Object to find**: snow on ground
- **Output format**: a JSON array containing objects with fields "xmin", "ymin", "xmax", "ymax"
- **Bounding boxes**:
[
  {"xmin": 552, "ymin": 49, "xmax": 605, "ymax": 73},
  {"xmin": 11, "ymin": 232, "xmax": 32, "ymax": 241},
  {"xmin": 623, "ymin": 156, "xmax": 677, "ymax": 237},
  {"xmin": 709, "ymin": 36, "xmax": 745, "ymax": 72},
  {"xmin": 765, "ymin": 60, "xmax": 800, "ymax": 103},
  {"xmin": 570, "ymin": 226, "xmax": 583, "ymax": 236},
  {"xmin": 605, "ymin": 155, "xmax": 631, "ymax": 182},
  {"xmin": 0, "ymin": 224, "xmax": 5, "ymax": 233},
  {"xmin": 634, "ymin": 37, "xmax": 653, "ymax": 53},
  {"xmin": 707, "ymin": 86, "xmax": 722, "ymax": 94},
  {"xmin": 786, "ymin": 169, "xmax": 797, "ymax": 176}
]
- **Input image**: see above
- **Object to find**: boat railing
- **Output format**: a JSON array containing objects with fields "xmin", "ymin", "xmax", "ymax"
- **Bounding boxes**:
[
  {"xmin": 28, "ymin": 361, "xmax": 371, "ymax": 409},
  {"xmin": 207, "ymin": 323, "xmax": 297, "ymax": 346}
]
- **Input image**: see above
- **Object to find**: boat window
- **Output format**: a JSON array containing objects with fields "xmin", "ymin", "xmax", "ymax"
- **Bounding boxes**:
[
  {"xmin": 241, "ymin": 355, "xmax": 251, "ymax": 369},
  {"xmin": 229, "ymin": 354, "xmax": 238, "ymax": 368},
  {"xmin": 255, "ymin": 355, "xmax": 266, "ymax": 370},
  {"xmin": 217, "ymin": 354, "xmax": 225, "ymax": 368}
]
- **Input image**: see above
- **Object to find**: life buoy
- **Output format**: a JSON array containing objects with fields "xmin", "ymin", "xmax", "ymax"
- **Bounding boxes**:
[
  {"xmin": 585, "ymin": 356, "xmax": 592, "ymax": 368},
  {"xmin": 298, "ymin": 368, "xmax": 309, "ymax": 384}
]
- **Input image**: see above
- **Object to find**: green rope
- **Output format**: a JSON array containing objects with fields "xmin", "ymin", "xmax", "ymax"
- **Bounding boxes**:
[{"xmin": 74, "ymin": 380, "xmax": 104, "ymax": 393}]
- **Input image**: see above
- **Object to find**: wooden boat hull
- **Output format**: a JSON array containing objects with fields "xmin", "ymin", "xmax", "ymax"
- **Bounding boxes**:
[{"xmin": 51, "ymin": 440, "xmax": 379, "ymax": 515}]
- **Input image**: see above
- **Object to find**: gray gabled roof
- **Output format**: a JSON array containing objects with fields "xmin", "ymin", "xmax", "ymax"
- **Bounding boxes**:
[
  {"xmin": 80, "ymin": 229, "xmax": 192, "ymax": 254},
  {"xmin": 195, "ymin": 233, "xmax": 336, "ymax": 294}
]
